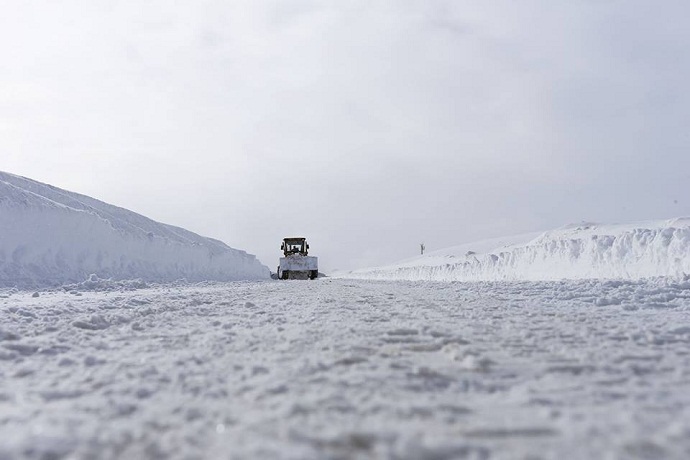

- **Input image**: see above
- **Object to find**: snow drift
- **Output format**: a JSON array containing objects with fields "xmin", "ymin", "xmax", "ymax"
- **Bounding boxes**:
[
  {"xmin": 0, "ymin": 171, "xmax": 270, "ymax": 288},
  {"xmin": 338, "ymin": 219, "xmax": 690, "ymax": 282}
]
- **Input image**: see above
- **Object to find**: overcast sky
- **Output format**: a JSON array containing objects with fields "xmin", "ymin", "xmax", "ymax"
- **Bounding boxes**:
[{"xmin": 3, "ymin": 0, "xmax": 690, "ymax": 272}]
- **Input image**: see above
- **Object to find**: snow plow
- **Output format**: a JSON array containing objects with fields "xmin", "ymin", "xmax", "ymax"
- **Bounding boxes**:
[{"xmin": 277, "ymin": 237, "xmax": 318, "ymax": 280}]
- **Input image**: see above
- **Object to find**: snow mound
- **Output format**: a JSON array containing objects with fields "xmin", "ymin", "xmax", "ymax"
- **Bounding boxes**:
[
  {"xmin": 336, "ymin": 219, "xmax": 690, "ymax": 282},
  {"xmin": 0, "ymin": 171, "xmax": 270, "ymax": 288},
  {"xmin": 60, "ymin": 274, "xmax": 149, "ymax": 292}
]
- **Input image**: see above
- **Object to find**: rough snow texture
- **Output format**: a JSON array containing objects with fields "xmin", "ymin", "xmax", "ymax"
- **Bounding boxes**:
[
  {"xmin": 1, "ymin": 278, "xmax": 690, "ymax": 459},
  {"xmin": 0, "ymin": 171, "xmax": 269, "ymax": 288},
  {"xmin": 338, "ymin": 219, "xmax": 690, "ymax": 282}
]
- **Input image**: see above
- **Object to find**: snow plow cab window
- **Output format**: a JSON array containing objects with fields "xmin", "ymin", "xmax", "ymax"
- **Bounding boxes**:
[{"xmin": 283, "ymin": 239, "xmax": 307, "ymax": 255}]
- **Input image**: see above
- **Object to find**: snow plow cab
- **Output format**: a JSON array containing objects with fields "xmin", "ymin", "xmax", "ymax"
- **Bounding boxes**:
[{"xmin": 278, "ymin": 237, "xmax": 318, "ymax": 280}]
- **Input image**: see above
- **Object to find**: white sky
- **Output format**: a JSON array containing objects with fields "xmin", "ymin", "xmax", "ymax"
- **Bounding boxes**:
[{"xmin": 3, "ymin": 0, "xmax": 690, "ymax": 272}]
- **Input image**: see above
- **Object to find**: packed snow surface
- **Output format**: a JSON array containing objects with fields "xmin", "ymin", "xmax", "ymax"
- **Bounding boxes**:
[
  {"xmin": 2, "ymin": 278, "xmax": 690, "ymax": 459},
  {"xmin": 0, "ymin": 171, "xmax": 269, "ymax": 288},
  {"xmin": 338, "ymin": 219, "xmax": 690, "ymax": 282}
]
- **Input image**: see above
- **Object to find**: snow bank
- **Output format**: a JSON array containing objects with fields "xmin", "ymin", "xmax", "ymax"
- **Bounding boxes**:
[
  {"xmin": 0, "ymin": 171, "xmax": 270, "ymax": 288},
  {"xmin": 337, "ymin": 219, "xmax": 690, "ymax": 282}
]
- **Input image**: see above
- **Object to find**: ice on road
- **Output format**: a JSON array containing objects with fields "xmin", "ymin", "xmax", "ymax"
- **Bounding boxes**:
[{"xmin": 2, "ymin": 278, "xmax": 690, "ymax": 459}]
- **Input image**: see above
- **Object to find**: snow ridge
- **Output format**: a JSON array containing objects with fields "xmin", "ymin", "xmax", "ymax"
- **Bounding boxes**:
[
  {"xmin": 339, "ymin": 219, "xmax": 690, "ymax": 282},
  {"xmin": 0, "ymin": 171, "xmax": 270, "ymax": 288}
]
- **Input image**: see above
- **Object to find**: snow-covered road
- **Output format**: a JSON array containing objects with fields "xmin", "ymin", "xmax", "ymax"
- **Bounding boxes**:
[{"xmin": 2, "ymin": 278, "xmax": 690, "ymax": 459}]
